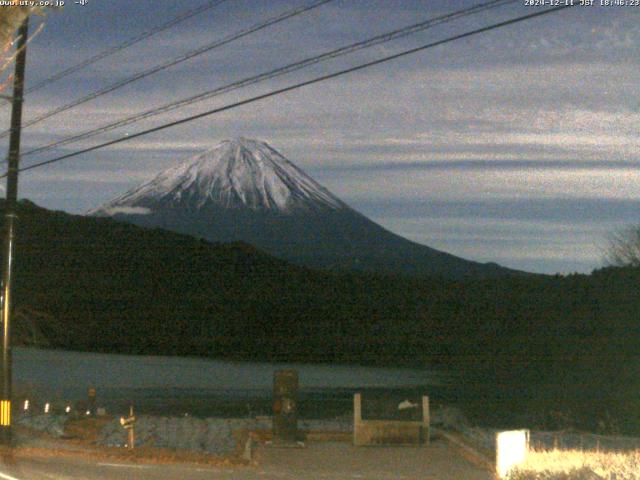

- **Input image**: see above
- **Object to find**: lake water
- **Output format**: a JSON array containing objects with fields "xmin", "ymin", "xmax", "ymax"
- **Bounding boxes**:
[{"xmin": 13, "ymin": 347, "xmax": 444, "ymax": 417}]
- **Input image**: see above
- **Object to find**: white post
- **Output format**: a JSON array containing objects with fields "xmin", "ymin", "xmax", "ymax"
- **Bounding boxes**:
[
  {"xmin": 422, "ymin": 396, "xmax": 430, "ymax": 446},
  {"xmin": 496, "ymin": 429, "xmax": 529, "ymax": 478},
  {"xmin": 353, "ymin": 393, "xmax": 362, "ymax": 446}
]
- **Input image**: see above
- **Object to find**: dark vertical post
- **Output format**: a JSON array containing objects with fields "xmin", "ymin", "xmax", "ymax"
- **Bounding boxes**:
[
  {"xmin": 272, "ymin": 369, "xmax": 299, "ymax": 444},
  {"xmin": 87, "ymin": 387, "xmax": 96, "ymax": 416},
  {"xmin": 0, "ymin": 16, "xmax": 29, "ymax": 446}
]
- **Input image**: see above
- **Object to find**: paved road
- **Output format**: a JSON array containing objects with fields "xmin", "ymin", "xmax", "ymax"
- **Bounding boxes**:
[
  {"xmin": 252, "ymin": 441, "xmax": 493, "ymax": 480},
  {"xmin": 0, "ymin": 456, "xmax": 237, "ymax": 480},
  {"xmin": 0, "ymin": 440, "xmax": 493, "ymax": 479}
]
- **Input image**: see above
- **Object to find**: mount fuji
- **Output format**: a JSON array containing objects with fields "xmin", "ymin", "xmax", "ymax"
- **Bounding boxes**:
[{"xmin": 89, "ymin": 138, "xmax": 517, "ymax": 278}]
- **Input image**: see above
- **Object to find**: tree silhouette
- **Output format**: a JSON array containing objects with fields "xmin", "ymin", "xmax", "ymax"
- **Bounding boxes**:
[{"xmin": 605, "ymin": 226, "xmax": 640, "ymax": 267}]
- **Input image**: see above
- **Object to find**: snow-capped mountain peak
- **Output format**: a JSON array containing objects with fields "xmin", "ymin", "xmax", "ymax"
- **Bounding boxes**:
[
  {"xmin": 91, "ymin": 138, "xmax": 347, "ymax": 215},
  {"xmin": 88, "ymin": 137, "xmax": 517, "ymax": 278}
]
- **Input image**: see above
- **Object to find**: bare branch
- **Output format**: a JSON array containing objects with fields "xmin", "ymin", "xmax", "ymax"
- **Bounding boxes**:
[{"xmin": 604, "ymin": 226, "xmax": 640, "ymax": 267}]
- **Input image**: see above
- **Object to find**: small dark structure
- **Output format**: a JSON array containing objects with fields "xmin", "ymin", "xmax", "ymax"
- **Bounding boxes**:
[
  {"xmin": 272, "ymin": 370, "xmax": 299, "ymax": 444},
  {"xmin": 87, "ymin": 387, "xmax": 96, "ymax": 416},
  {"xmin": 354, "ymin": 392, "xmax": 429, "ymax": 446}
]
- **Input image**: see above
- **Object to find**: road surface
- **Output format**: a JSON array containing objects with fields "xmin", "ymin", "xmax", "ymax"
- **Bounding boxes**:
[{"xmin": 0, "ymin": 440, "xmax": 493, "ymax": 479}]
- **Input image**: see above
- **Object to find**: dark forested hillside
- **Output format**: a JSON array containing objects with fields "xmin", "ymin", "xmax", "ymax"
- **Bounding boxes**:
[{"xmin": 4, "ymin": 199, "xmax": 640, "ymax": 433}]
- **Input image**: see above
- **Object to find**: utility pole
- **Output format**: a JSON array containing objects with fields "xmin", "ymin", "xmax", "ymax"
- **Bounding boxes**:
[{"xmin": 0, "ymin": 16, "xmax": 29, "ymax": 446}]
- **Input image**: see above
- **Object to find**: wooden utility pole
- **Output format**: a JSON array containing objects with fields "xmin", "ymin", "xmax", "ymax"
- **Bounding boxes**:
[
  {"xmin": 120, "ymin": 405, "xmax": 136, "ymax": 449},
  {"xmin": 0, "ymin": 16, "xmax": 29, "ymax": 446}
]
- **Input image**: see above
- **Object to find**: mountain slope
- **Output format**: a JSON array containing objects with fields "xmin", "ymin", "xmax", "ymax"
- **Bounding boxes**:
[
  {"xmin": 89, "ymin": 137, "xmax": 519, "ymax": 278},
  {"xmin": 3, "ymin": 200, "xmax": 640, "ymax": 433},
  {"xmin": 4, "ymin": 199, "xmax": 519, "ymax": 363}
]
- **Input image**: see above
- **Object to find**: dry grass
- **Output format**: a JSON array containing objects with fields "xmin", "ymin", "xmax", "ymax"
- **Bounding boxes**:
[
  {"xmin": 509, "ymin": 448, "xmax": 640, "ymax": 479},
  {"xmin": 13, "ymin": 420, "xmax": 247, "ymax": 468},
  {"xmin": 63, "ymin": 417, "xmax": 115, "ymax": 442}
]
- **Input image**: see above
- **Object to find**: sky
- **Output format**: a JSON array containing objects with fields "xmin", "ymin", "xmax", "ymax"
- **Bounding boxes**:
[{"xmin": 0, "ymin": 0, "xmax": 638, "ymax": 274}]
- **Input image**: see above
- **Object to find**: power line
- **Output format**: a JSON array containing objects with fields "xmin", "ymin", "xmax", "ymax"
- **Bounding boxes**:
[
  {"xmin": 0, "ymin": 0, "xmax": 335, "ymax": 139},
  {"xmin": 24, "ymin": 0, "xmax": 229, "ymax": 95},
  {"xmin": 6, "ymin": 3, "xmax": 576, "ymax": 179},
  {"xmin": 19, "ymin": 0, "xmax": 515, "ymax": 159},
  {"xmin": 0, "ymin": 0, "xmax": 333, "ymax": 138}
]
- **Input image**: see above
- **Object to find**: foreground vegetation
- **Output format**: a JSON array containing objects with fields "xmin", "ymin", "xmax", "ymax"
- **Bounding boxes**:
[
  {"xmin": 3, "ymin": 200, "xmax": 640, "ymax": 434},
  {"xmin": 509, "ymin": 449, "xmax": 640, "ymax": 480}
]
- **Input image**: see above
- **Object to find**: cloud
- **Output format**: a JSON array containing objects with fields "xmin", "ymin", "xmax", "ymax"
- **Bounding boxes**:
[
  {"xmin": 14, "ymin": 0, "xmax": 640, "ymax": 274},
  {"xmin": 324, "ymin": 167, "xmax": 640, "ymax": 202},
  {"xmin": 100, "ymin": 206, "xmax": 152, "ymax": 216},
  {"xmin": 319, "ymin": 159, "xmax": 640, "ymax": 172},
  {"xmin": 373, "ymin": 211, "xmax": 616, "ymax": 274}
]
